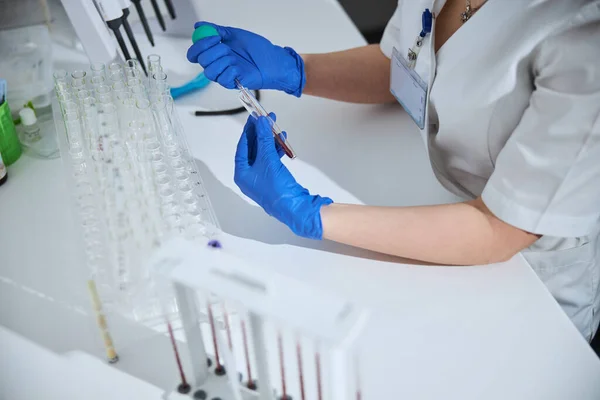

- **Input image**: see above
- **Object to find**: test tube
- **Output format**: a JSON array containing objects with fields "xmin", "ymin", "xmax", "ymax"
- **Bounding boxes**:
[
  {"xmin": 58, "ymin": 91, "xmax": 74, "ymax": 113},
  {"xmin": 97, "ymin": 102, "xmax": 120, "ymax": 146},
  {"xmin": 125, "ymin": 59, "xmax": 142, "ymax": 83},
  {"xmin": 53, "ymin": 69, "xmax": 70, "ymax": 94},
  {"xmin": 237, "ymin": 84, "xmax": 296, "ymax": 159},
  {"xmin": 95, "ymin": 84, "xmax": 113, "ymax": 105},
  {"xmin": 130, "ymin": 85, "xmax": 147, "ymax": 102},
  {"xmin": 77, "ymin": 89, "xmax": 91, "ymax": 109},
  {"xmin": 82, "ymin": 98, "xmax": 102, "ymax": 161},
  {"xmin": 91, "ymin": 75, "xmax": 107, "ymax": 89},
  {"xmin": 147, "ymin": 54, "xmax": 161, "ymax": 83},
  {"xmin": 119, "ymin": 98, "xmax": 137, "ymax": 130},
  {"xmin": 108, "ymin": 63, "xmax": 125, "ymax": 83},
  {"xmin": 112, "ymin": 81, "xmax": 128, "ymax": 106},
  {"xmin": 71, "ymin": 70, "xmax": 87, "ymax": 90},
  {"xmin": 64, "ymin": 110, "xmax": 83, "ymax": 148},
  {"xmin": 135, "ymin": 99, "xmax": 153, "ymax": 127},
  {"xmin": 62, "ymin": 101, "xmax": 79, "ymax": 118},
  {"xmin": 90, "ymin": 62, "xmax": 106, "ymax": 78},
  {"xmin": 151, "ymin": 70, "xmax": 169, "ymax": 95},
  {"xmin": 150, "ymin": 97, "xmax": 174, "ymax": 141}
]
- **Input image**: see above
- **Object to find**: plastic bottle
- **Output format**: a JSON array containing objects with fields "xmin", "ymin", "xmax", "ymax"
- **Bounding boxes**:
[
  {"xmin": 0, "ymin": 100, "xmax": 21, "ymax": 165},
  {"xmin": 19, "ymin": 108, "xmax": 41, "ymax": 142},
  {"xmin": 0, "ymin": 150, "xmax": 7, "ymax": 186},
  {"xmin": 18, "ymin": 107, "xmax": 59, "ymax": 159}
]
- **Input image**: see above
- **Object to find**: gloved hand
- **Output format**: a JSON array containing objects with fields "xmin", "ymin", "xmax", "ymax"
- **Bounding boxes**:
[
  {"xmin": 234, "ymin": 114, "xmax": 333, "ymax": 239},
  {"xmin": 187, "ymin": 22, "xmax": 306, "ymax": 97}
]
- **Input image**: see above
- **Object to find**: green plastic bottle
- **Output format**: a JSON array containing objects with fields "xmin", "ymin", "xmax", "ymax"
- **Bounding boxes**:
[
  {"xmin": 0, "ymin": 149, "xmax": 7, "ymax": 186},
  {"xmin": 0, "ymin": 100, "xmax": 22, "ymax": 166}
]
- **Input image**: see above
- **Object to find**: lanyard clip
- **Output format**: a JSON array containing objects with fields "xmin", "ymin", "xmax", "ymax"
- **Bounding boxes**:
[{"xmin": 420, "ymin": 8, "xmax": 433, "ymax": 37}]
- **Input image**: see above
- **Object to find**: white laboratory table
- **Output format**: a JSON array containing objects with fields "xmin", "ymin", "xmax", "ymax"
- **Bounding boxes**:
[{"xmin": 1, "ymin": 0, "xmax": 600, "ymax": 399}]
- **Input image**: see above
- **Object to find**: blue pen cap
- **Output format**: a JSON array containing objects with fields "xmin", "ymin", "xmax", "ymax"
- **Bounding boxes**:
[{"xmin": 420, "ymin": 9, "xmax": 433, "ymax": 37}]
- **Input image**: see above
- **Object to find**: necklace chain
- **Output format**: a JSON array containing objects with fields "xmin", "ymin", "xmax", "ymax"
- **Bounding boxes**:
[{"xmin": 461, "ymin": 0, "xmax": 482, "ymax": 23}]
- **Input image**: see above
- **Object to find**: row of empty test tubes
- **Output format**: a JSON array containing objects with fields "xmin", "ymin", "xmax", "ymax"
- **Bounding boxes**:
[{"xmin": 52, "ymin": 55, "xmax": 219, "ymax": 321}]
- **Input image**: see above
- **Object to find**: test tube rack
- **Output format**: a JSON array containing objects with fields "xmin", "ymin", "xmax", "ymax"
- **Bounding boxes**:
[
  {"xmin": 149, "ymin": 238, "xmax": 369, "ymax": 400},
  {"xmin": 51, "ymin": 56, "xmax": 220, "ymax": 324}
]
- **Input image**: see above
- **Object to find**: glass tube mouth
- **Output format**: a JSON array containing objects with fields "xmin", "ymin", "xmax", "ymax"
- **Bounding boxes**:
[
  {"xmin": 83, "ymin": 96, "xmax": 96, "ymax": 108},
  {"xmin": 136, "ymin": 99, "xmax": 151, "ymax": 110},
  {"xmin": 71, "ymin": 70, "xmax": 87, "ymax": 80},
  {"xmin": 71, "ymin": 78, "xmax": 86, "ymax": 89},
  {"xmin": 91, "ymin": 75, "xmax": 106, "ymax": 86},
  {"xmin": 108, "ymin": 62, "xmax": 123, "ymax": 72},
  {"xmin": 77, "ymin": 89, "xmax": 90, "ymax": 100},
  {"xmin": 109, "ymin": 70, "xmax": 125, "ymax": 83},
  {"xmin": 95, "ymin": 84, "xmax": 111, "ymax": 95},
  {"xmin": 127, "ymin": 77, "xmax": 143, "ymax": 88},
  {"xmin": 147, "ymin": 54, "xmax": 161, "ymax": 64},
  {"xmin": 53, "ymin": 69, "xmax": 68, "ymax": 82},
  {"xmin": 90, "ymin": 62, "xmax": 106, "ymax": 75},
  {"xmin": 126, "ymin": 59, "xmax": 140, "ymax": 70},
  {"xmin": 152, "ymin": 71, "xmax": 167, "ymax": 82},
  {"xmin": 112, "ymin": 81, "xmax": 126, "ymax": 92}
]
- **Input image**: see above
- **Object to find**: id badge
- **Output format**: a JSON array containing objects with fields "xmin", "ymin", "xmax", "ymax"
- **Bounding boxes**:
[{"xmin": 390, "ymin": 47, "xmax": 428, "ymax": 129}]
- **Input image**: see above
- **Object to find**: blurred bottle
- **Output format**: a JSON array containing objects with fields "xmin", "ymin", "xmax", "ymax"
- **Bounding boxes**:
[
  {"xmin": 18, "ymin": 107, "xmax": 59, "ymax": 159},
  {"xmin": 0, "ymin": 150, "xmax": 7, "ymax": 186},
  {"xmin": 0, "ymin": 99, "xmax": 22, "ymax": 166}
]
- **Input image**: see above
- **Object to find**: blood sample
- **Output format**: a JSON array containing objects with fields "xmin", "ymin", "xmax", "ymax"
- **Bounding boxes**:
[
  {"xmin": 315, "ymin": 352, "xmax": 323, "ymax": 400},
  {"xmin": 297, "ymin": 341, "xmax": 306, "ymax": 400},
  {"xmin": 167, "ymin": 321, "xmax": 191, "ymax": 394},
  {"xmin": 241, "ymin": 319, "xmax": 256, "ymax": 390},
  {"xmin": 207, "ymin": 300, "xmax": 226, "ymax": 375},
  {"xmin": 278, "ymin": 333, "xmax": 291, "ymax": 400}
]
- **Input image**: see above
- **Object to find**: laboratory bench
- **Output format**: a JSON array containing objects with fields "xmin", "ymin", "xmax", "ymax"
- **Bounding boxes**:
[{"xmin": 1, "ymin": 0, "xmax": 600, "ymax": 399}]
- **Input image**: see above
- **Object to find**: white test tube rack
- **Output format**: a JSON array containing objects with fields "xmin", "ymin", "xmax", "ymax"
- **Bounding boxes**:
[{"xmin": 148, "ymin": 238, "xmax": 370, "ymax": 400}]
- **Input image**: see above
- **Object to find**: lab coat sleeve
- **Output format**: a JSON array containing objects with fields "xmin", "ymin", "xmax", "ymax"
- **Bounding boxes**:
[
  {"xmin": 481, "ymin": 17, "xmax": 600, "ymax": 238},
  {"xmin": 380, "ymin": 1, "xmax": 403, "ymax": 59}
]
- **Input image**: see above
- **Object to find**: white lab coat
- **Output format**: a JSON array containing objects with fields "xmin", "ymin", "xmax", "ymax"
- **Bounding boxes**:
[{"xmin": 381, "ymin": 0, "xmax": 600, "ymax": 340}]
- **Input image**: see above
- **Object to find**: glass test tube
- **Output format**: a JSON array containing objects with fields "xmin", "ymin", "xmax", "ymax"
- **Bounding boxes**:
[
  {"xmin": 54, "ymin": 69, "xmax": 70, "ymax": 94},
  {"xmin": 91, "ymin": 75, "xmax": 107, "ymax": 89},
  {"xmin": 90, "ymin": 62, "xmax": 106, "ymax": 78},
  {"xmin": 71, "ymin": 70, "xmax": 87, "ymax": 90},
  {"xmin": 151, "ymin": 70, "xmax": 169, "ymax": 95},
  {"xmin": 147, "ymin": 54, "xmax": 161, "ymax": 85},
  {"xmin": 237, "ymin": 82, "xmax": 296, "ymax": 159},
  {"xmin": 77, "ymin": 89, "xmax": 91, "ymax": 109},
  {"xmin": 95, "ymin": 84, "xmax": 113, "ymax": 105},
  {"xmin": 108, "ymin": 63, "xmax": 125, "ymax": 84}
]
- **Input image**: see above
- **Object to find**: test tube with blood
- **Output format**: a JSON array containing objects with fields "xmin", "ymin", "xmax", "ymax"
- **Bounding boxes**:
[
  {"xmin": 241, "ymin": 319, "xmax": 257, "ymax": 390},
  {"xmin": 191, "ymin": 25, "xmax": 297, "ymax": 160},
  {"xmin": 207, "ymin": 299, "xmax": 226, "ymax": 375}
]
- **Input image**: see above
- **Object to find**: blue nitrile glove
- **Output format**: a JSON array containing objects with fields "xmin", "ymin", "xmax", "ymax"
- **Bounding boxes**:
[
  {"xmin": 186, "ymin": 22, "xmax": 306, "ymax": 97},
  {"xmin": 234, "ymin": 114, "xmax": 333, "ymax": 239}
]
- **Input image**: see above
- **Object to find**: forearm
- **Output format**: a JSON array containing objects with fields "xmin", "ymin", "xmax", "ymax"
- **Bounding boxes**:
[
  {"xmin": 320, "ymin": 199, "xmax": 539, "ymax": 265},
  {"xmin": 302, "ymin": 44, "xmax": 396, "ymax": 104}
]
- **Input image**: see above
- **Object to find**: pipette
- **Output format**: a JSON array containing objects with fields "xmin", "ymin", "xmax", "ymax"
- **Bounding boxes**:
[
  {"xmin": 96, "ymin": 0, "xmax": 131, "ymax": 61},
  {"xmin": 149, "ymin": 0, "xmax": 166, "ymax": 31},
  {"xmin": 130, "ymin": 0, "xmax": 154, "ymax": 46},
  {"xmin": 118, "ymin": 0, "xmax": 147, "ymax": 74},
  {"xmin": 164, "ymin": 0, "xmax": 176, "ymax": 19},
  {"xmin": 192, "ymin": 25, "xmax": 297, "ymax": 159}
]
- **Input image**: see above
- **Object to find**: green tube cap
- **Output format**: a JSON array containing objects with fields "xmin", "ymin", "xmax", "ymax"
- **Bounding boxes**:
[{"xmin": 192, "ymin": 25, "xmax": 219, "ymax": 43}]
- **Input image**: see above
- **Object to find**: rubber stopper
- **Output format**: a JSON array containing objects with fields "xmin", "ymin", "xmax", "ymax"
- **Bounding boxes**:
[{"xmin": 192, "ymin": 25, "xmax": 219, "ymax": 43}]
